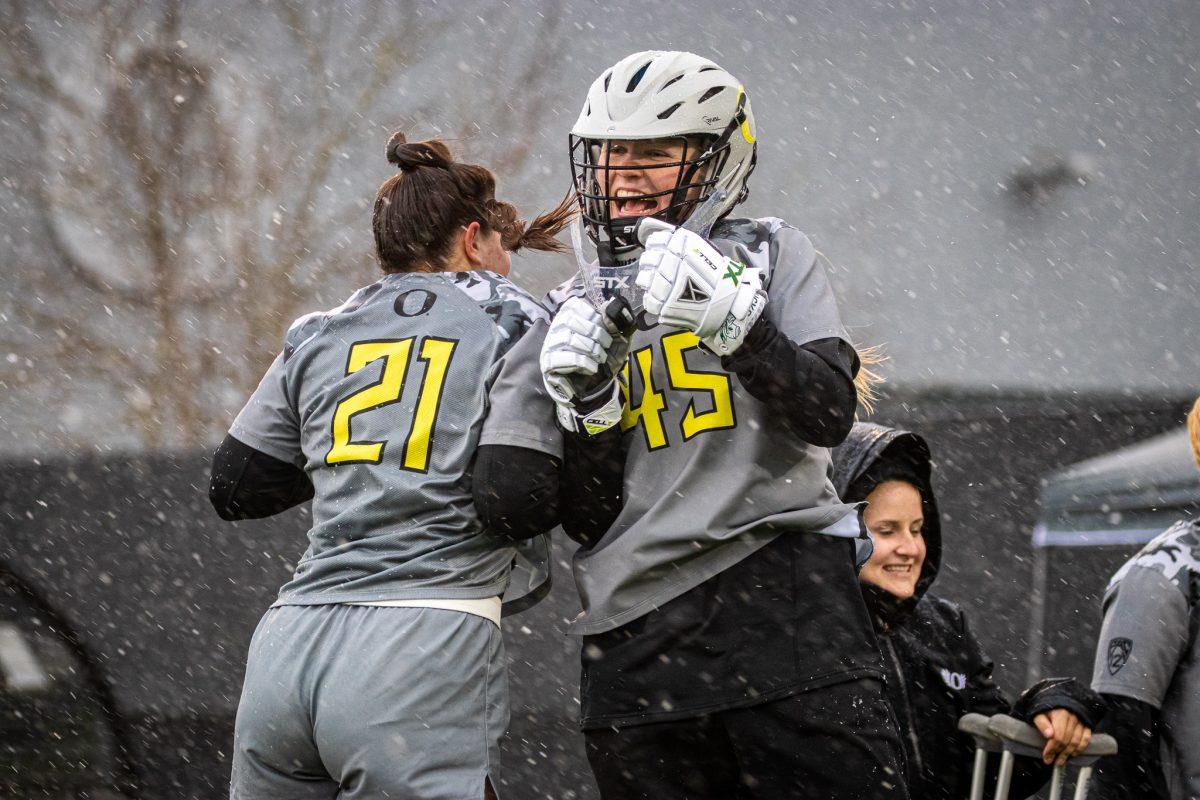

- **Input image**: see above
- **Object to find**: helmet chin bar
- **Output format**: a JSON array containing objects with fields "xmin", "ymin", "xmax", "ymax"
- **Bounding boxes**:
[{"xmin": 569, "ymin": 134, "xmax": 730, "ymax": 265}]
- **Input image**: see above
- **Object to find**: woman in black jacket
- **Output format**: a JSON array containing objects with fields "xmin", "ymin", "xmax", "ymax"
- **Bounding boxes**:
[{"xmin": 831, "ymin": 423, "xmax": 1106, "ymax": 800}]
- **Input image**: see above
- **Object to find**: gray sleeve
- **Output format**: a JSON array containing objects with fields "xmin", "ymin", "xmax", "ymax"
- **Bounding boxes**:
[
  {"xmin": 763, "ymin": 226, "xmax": 849, "ymax": 347},
  {"xmin": 228, "ymin": 353, "xmax": 304, "ymax": 467},
  {"xmin": 1091, "ymin": 565, "xmax": 1190, "ymax": 708},
  {"xmin": 479, "ymin": 320, "xmax": 563, "ymax": 459}
]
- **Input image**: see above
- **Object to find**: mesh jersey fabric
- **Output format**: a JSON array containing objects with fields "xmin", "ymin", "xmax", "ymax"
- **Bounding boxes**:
[{"xmin": 229, "ymin": 270, "xmax": 553, "ymax": 607}]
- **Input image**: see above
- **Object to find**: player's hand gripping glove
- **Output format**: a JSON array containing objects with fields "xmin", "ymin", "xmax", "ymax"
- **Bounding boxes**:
[
  {"xmin": 540, "ymin": 296, "xmax": 635, "ymax": 436},
  {"xmin": 634, "ymin": 219, "xmax": 767, "ymax": 356}
]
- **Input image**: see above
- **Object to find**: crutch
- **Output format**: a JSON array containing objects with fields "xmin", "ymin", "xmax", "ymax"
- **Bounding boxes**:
[
  {"xmin": 957, "ymin": 712, "xmax": 1003, "ymax": 800},
  {"xmin": 986, "ymin": 713, "xmax": 1117, "ymax": 800}
]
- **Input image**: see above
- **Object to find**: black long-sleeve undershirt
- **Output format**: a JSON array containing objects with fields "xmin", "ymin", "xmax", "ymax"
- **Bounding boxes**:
[
  {"xmin": 209, "ymin": 434, "xmax": 313, "ymax": 521},
  {"xmin": 471, "ymin": 445, "xmax": 561, "ymax": 541},
  {"xmin": 210, "ymin": 433, "xmax": 562, "ymax": 541},
  {"xmin": 720, "ymin": 322, "xmax": 858, "ymax": 448},
  {"xmin": 1092, "ymin": 694, "xmax": 1171, "ymax": 800},
  {"xmin": 559, "ymin": 425, "xmax": 625, "ymax": 547}
]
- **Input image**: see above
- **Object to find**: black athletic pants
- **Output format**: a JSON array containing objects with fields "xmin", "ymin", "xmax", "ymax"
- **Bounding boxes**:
[{"xmin": 584, "ymin": 676, "xmax": 909, "ymax": 800}]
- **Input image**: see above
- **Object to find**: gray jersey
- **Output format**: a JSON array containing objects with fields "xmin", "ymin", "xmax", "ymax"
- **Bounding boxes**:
[
  {"xmin": 1091, "ymin": 519, "xmax": 1200, "ymax": 800},
  {"xmin": 230, "ymin": 270, "xmax": 552, "ymax": 608},
  {"xmin": 493, "ymin": 217, "xmax": 860, "ymax": 634}
]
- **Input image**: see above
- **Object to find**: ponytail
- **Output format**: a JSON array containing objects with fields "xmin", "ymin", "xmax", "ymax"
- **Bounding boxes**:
[{"xmin": 373, "ymin": 131, "xmax": 573, "ymax": 273}]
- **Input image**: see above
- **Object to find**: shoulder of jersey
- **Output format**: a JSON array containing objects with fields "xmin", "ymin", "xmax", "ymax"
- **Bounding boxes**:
[
  {"xmin": 712, "ymin": 216, "xmax": 813, "ymax": 288},
  {"xmin": 281, "ymin": 281, "xmax": 389, "ymax": 361},
  {"xmin": 543, "ymin": 273, "xmax": 587, "ymax": 314},
  {"xmin": 446, "ymin": 270, "xmax": 551, "ymax": 342},
  {"xmin": 1112, "ymin": 519, "xmax": 1200, "ymax": 596}
]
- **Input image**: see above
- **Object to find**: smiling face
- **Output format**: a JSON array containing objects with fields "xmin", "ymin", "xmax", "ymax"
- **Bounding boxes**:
[
  {"xmin": 599, "ymin": 137, "xmax": 692, "ymax": 219},
  {"xmin": 859, "ymin": 480, "xmax": 927, "ymax": 599}
]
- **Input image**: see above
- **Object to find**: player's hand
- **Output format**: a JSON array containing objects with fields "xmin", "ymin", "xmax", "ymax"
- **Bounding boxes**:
[
  {"xmin": 540, "ymin": 296, "xmax": 631, "ymax": 435},
  {"xmin": 1033, "ymin": 708, "xmax": 1092, "ymax": 766},
  {"xmin": 634, "ymin": 220, "xmax": 766, "ymax": 356},
  {"xmin": 541, "ymin": 296, "xmax": 612, "ymax": 403}
]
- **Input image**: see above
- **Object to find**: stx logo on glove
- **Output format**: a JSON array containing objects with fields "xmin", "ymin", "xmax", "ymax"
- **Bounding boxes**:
[{"xmin": 592, "ymin": 274, "xmax": 632, "ymax": 291}]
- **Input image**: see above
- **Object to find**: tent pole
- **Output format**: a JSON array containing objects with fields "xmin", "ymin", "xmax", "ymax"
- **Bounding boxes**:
[{"xmin": 1024, "ymin": 543, "xmax": 1049, "ymax": 686}]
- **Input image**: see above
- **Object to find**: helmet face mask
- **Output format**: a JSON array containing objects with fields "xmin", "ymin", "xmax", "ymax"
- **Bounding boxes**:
[
  {"xmin": 569, "ymin": 51, "xmax": 758, "ymax": 265},
  {"xmin": 569, "ymin": 134, "xmax": 731, "ymax": 264}
]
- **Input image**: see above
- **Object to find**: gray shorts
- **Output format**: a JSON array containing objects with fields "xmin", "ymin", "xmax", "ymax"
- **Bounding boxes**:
[{"xmin": 230, "ymin": 604, "xmax": 508, "ymax": 800}]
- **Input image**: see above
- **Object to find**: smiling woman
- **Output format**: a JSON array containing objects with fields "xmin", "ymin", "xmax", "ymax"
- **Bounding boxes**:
[
  {"xmin": 860, "ymin": 480, "xmax": 928, "ymax": 599},
  {"xmin": 834, "ymin": 423, "xmax": 1107, "ymax": 800}
]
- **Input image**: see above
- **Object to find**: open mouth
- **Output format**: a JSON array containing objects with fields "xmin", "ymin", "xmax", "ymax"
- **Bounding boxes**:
[
  {"xmin": 611, "ymin": 188, "xmax": 665, "ymax": 218},
  {"xmin": 882, "ymin": 564, "xmax": 914, "ymax": 575}
]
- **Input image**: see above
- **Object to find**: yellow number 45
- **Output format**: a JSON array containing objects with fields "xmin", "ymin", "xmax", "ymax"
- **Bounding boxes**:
[
  {"xmin": 620, "ymin": 331, "xmax": 735, "ymax": 450},
  {"xmin": 326, "ymin": 337, "xmax": 457, "ymax": 471}
]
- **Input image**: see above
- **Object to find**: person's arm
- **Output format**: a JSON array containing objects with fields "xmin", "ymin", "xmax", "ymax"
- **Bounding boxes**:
[
  {"xmin": 720, "ymin": 327, "xmax": 857, "ymax": 447},
  {"xmin": 209, "ymin": 434, "xmax": 313, "ymax": 520},
  {"xmin": 473, "ymin": 444, "xmax": 561, "ymax": 541},
  {"xmin": 1012, "ymin": 678, "xmax": 1105, "ymax": 765},
  {"xmin": 1091, "ymin": 694, "xmax": 1170, "ymax": 800},
  {"xmin": 1089, "ymin": 562, "xmax": 1191, "ymax": 799},
  {"xmin": 633, "ymin": 223, "xmax": 857, "ymax": 447},
  {"xmin": 558, "ymin": 426, "xmax": 625, "ymax": 548},
  {"xmin": 721, "ymin": 224, "xmax": 858, "ymax": 447}
]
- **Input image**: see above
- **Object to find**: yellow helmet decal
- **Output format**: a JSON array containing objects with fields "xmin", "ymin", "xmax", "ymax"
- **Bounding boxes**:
[{"xmin": 737, "ymin": 86, "xmax": 755, "ymax": 144}]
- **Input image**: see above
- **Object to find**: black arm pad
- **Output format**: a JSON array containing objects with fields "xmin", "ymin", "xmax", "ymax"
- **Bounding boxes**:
[
  {"xmin": 209, "ymin": 434, "xmax": 313, "ymax": 521},
  {"xmin": 473, "ymin": 444, "xmax": 561, "ymax": 541},
  {"xmin": 559, "ymin": 425, "xmax": 625, "ymax": 548},
  {"xmin": 720, "ymin": 323, "xmax": 858, "ymax": 447}
]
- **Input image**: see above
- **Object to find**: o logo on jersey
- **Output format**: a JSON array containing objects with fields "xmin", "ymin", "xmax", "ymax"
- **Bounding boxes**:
[
  {"xmin": 939, "ymin": 667, "xmax": 967, "ymax": 691},
  {"xmin": 394, "ymin": 289, "xmax": 437, "ymax": 318}
]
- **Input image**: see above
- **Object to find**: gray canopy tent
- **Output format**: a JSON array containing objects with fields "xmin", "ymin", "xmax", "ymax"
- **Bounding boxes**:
[
  {"xmin": 1025, "ymin": 427, "xmax": 1200, "ymax": 682},
  {"xmin": 1033, "ymin": 427, "xmax": 1200, "ymax": 548}
]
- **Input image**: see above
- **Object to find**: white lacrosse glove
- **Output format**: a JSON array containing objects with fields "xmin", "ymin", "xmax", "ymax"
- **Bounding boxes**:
[
  {"xmin": 540, "ymin": 296, "xmax": 633, "ymax": 436},
  {"xmin": 635, "ymin": 219, "xmax": 767, "ymax": 356}
]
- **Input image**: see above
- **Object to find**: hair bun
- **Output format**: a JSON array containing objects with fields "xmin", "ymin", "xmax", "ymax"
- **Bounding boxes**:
[
  {"xmin": 386, "ymin": 131, "xmax": 453, "ymax": 173},
  {"xmin": 385, "ymin": 131, "xmax": 408, "ymax": 165}
]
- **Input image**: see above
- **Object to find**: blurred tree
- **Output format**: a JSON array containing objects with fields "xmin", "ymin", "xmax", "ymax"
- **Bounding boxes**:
[{"xmin": 0, "ymin": 0, "xmax": 563, "ymax": 449}]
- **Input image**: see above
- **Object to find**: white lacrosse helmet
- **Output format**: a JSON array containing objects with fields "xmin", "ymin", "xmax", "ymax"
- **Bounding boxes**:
[{"xmin": 570, "ymin": 50, "xmax": 758, "ymax": 264}]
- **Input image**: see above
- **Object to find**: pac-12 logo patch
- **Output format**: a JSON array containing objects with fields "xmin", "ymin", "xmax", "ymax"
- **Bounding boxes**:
[{"xmin": 1107, "ymin": 637, "xmax": 1133, "ymax": 675}]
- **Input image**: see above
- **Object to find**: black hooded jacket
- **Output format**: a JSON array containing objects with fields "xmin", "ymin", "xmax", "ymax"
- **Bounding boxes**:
[{"xmin": 832, "ymin": 423, "xmax": 1105, "ymax": 800}]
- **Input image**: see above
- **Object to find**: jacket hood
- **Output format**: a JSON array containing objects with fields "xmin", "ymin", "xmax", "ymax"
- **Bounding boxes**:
[{"xmin": 831, "ymin": 423, "xmax": 942, "ymax": 611}]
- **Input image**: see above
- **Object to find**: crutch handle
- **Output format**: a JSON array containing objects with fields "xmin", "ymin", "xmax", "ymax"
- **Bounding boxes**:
[
  {"xmin": 987, "ymin": 714, "xmax": 1118, "ymax": 766},
  {"xmin": 958, "ymin": 713, "xmax": 1003, "ymax": 752}
]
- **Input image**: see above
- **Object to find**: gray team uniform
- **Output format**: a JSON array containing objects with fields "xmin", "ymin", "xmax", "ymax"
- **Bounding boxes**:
[
  {"xmin": 1091, "ymin": 519, "xmax": 1200, "ymax": 800},
  {"xmin": 228, "ymin": 270, "xmax": 553, "ymax": 800},
  {"xmin": 486, "ymin": 217, "xmax": 862, "ymax": 635}
]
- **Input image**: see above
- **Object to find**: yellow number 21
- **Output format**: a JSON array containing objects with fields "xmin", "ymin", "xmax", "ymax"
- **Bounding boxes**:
[{"xmin": 326, "ymin": 337, "xmax": 457, "ymax": 471}]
